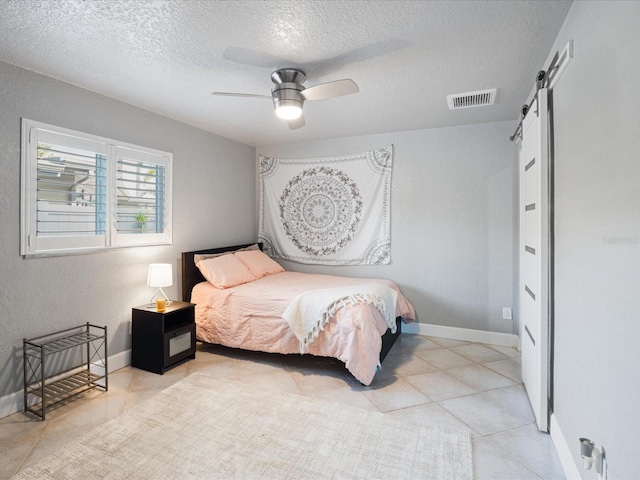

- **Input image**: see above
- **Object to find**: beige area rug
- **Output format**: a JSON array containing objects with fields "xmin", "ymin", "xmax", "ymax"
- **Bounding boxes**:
[{"xmin": 15, "ymin": 373, "xmax": 473, "ymax": 479}]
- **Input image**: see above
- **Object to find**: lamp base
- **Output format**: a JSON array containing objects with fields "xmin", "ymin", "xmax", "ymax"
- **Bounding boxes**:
[{"xmin": 150, "ymin": 287, "xmax": 171, "ymax": 307}]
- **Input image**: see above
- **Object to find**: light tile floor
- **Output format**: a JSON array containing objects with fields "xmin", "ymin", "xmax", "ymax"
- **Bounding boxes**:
[{"xmin": 0, "ymin": 334, "xmax": 565, "ymax": 479}]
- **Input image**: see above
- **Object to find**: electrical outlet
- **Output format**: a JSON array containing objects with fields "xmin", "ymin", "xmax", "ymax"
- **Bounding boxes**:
[{"xmin": 502, "ymin": 307, "xmax": 512, "ymax": 320}]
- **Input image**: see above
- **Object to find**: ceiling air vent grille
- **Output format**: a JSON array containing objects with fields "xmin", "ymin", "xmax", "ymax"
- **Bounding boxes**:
[{"xmin": 447, "ymin": 89, "xmax": 497, "ymax": 110}]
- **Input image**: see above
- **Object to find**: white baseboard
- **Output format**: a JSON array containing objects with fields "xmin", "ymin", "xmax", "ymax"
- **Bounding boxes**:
[
  {"xmin": 0, "ymin": 349, "xmax": 132, "ymax": 420},
  {"xmin": 0, "ymin": 390, "xmax": 24, "ymax": 420},
  {"xmin": 402, "ymin": 322, "xmax": 519, "ymax": 348},
  {"xmin": 550, "ymin": 413, "xmax": 583, "ymax": 480},
  {"xmin": 109, "ymin": 349, "xmax": 132, "ymax": 372}
]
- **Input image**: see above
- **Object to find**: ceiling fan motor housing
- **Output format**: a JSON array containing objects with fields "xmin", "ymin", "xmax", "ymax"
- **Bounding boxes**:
[
  {"xmin": 271, "ymin": 68, "xmax": 306, "ymax": 85},
  {"xmin": 271, "ymin": 68, "xmax": 306, "ymax": 118},
  {"xmin": 272, "ymin": 82, "xmax": 305, "ymax": 112}
]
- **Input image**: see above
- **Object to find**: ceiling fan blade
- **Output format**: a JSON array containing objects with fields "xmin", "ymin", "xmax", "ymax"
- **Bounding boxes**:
[
  {"xmin": 212, "ymin": 92, "xmax": 272, "ymax": 99},
  {"xmin": 288, "ymin": 114, "xmax": 305, "ymax": 130},
  {"xmin": 300, "ymin": 79, "xmax": 359, "ymax": 101}
]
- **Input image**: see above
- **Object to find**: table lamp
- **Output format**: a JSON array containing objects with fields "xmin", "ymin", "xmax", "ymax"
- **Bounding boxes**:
[{"xmin": 147, "ymin": 263, "xmax": 172, "ymax": 306}]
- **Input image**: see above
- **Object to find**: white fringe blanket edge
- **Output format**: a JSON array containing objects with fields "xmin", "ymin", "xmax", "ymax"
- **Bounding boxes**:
[{"xmin": 282, "ymin": 284, "xmax": 398, "ymax": 354}]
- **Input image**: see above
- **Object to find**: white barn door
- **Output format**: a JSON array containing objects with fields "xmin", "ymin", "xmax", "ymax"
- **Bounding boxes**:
[{"xmin": 518, "ymin": 88, "xmax": 550, "ymax": 432}]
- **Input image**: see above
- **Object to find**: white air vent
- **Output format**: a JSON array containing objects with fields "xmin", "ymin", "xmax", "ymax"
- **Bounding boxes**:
[{"xmin": 447, "ymin": 89, "xmax": 497, "ymax": 110}]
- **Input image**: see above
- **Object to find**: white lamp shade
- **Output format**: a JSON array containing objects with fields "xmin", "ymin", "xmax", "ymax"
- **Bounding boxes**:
[{"xmin": 147, "ymin": 263, "xmax": 173, "ymax": 288}]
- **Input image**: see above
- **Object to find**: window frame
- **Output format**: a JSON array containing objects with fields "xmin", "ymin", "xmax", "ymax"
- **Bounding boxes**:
[{"xmin": 20, "ymin": 119, "xmax": 173, "ymax": 256}]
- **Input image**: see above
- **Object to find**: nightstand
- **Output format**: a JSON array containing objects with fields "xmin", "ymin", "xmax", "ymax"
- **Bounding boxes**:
[{"xmin": 131, "ymin": 301, "xmax": 196, "ymax": 374}]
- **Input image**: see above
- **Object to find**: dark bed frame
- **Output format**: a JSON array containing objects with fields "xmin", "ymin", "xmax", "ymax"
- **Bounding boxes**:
[{"xmin": 181, "ymin": 243, "xmax": 401, "ymax": 363}]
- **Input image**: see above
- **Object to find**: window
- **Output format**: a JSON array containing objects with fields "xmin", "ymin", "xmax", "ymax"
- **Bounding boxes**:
[{"xmin": 21, "ymin": 119, "xmax": 172, "ymax": 256}]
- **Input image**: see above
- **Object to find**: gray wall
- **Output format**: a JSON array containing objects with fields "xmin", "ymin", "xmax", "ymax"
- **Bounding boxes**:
[
  {"xmin": 257, "ymin": 121, "xmax": 518, "ymax": 335},
  {"xmin": 0, "ymin": 61, "xmax": 256, "ymax": 398},
  {"xmin": 544, "ymin": 2, "xmax": 640, "ymax": 478}
]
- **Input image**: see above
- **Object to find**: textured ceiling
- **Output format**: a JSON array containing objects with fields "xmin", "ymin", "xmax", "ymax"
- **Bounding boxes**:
[{"xmin": 0, "ymin": 0, "xmax": 573, "ymax": 146}]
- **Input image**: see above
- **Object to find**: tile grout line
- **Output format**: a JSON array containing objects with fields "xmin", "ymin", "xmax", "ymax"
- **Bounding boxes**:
[{"xmin": 474, "ymin": 430, "xmax": 547, "ymax": 480}]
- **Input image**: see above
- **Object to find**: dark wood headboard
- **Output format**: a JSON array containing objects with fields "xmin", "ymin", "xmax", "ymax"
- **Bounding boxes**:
[{"xmin": 181, "ymin": 243, "xmax": 263, "ymax": 302}]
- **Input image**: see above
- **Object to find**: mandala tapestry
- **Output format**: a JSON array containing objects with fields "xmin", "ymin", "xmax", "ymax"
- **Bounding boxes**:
[{"xmin": 259, "ymin": 145, "xmax": 393, "ymax": 265}]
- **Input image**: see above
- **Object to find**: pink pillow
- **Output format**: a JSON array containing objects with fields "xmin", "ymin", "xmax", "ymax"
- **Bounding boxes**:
[
  {"xmin": 234, "ymin": 250, "xmax": 284, "ymax": 278},
  {"xmin": 193, "ymin": 244, "xmax": 259, "ymax": 264},
  {"xmin": 196, "ymin": 254, "xmax": 257, "ymax": 289}
]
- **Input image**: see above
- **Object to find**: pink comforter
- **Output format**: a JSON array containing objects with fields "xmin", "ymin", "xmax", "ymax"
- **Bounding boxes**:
[{"xmin": 191, "ymin": 271, "xmax": 415, "ymax": 385}]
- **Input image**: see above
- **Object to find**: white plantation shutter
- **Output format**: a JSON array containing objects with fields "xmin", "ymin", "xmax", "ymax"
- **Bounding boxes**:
[
  {"xmin": 115, "ymin": 146, "xmax": 171, "ymax": 247},
  {"xmin": 21, "ymin": 119, "xmax": 172, "ymax": 256},
  {"xmin": 25, "ymin": 128, "xmax": 108, "ymax": 253}
]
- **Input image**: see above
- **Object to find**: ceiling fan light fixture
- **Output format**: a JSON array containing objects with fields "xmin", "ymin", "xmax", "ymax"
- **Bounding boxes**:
[
  {"xmin": 214, "ymin": 68, "xmax": 358, "ymax": 130},
  {"xmin": 275, "ymin": 100, "xmax": 303, "ymax": 120}
]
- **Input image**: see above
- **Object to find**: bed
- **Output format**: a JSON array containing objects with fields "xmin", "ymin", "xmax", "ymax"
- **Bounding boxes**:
[{"xmin": 181, "ymin": 243, "xmax": 415, "ymax": 385}]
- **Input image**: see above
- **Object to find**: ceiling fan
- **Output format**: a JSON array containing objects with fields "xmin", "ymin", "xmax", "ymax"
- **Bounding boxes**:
[{"xmin": 212, "ymin": 68, "xmax": 359, "ymax": 130}]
